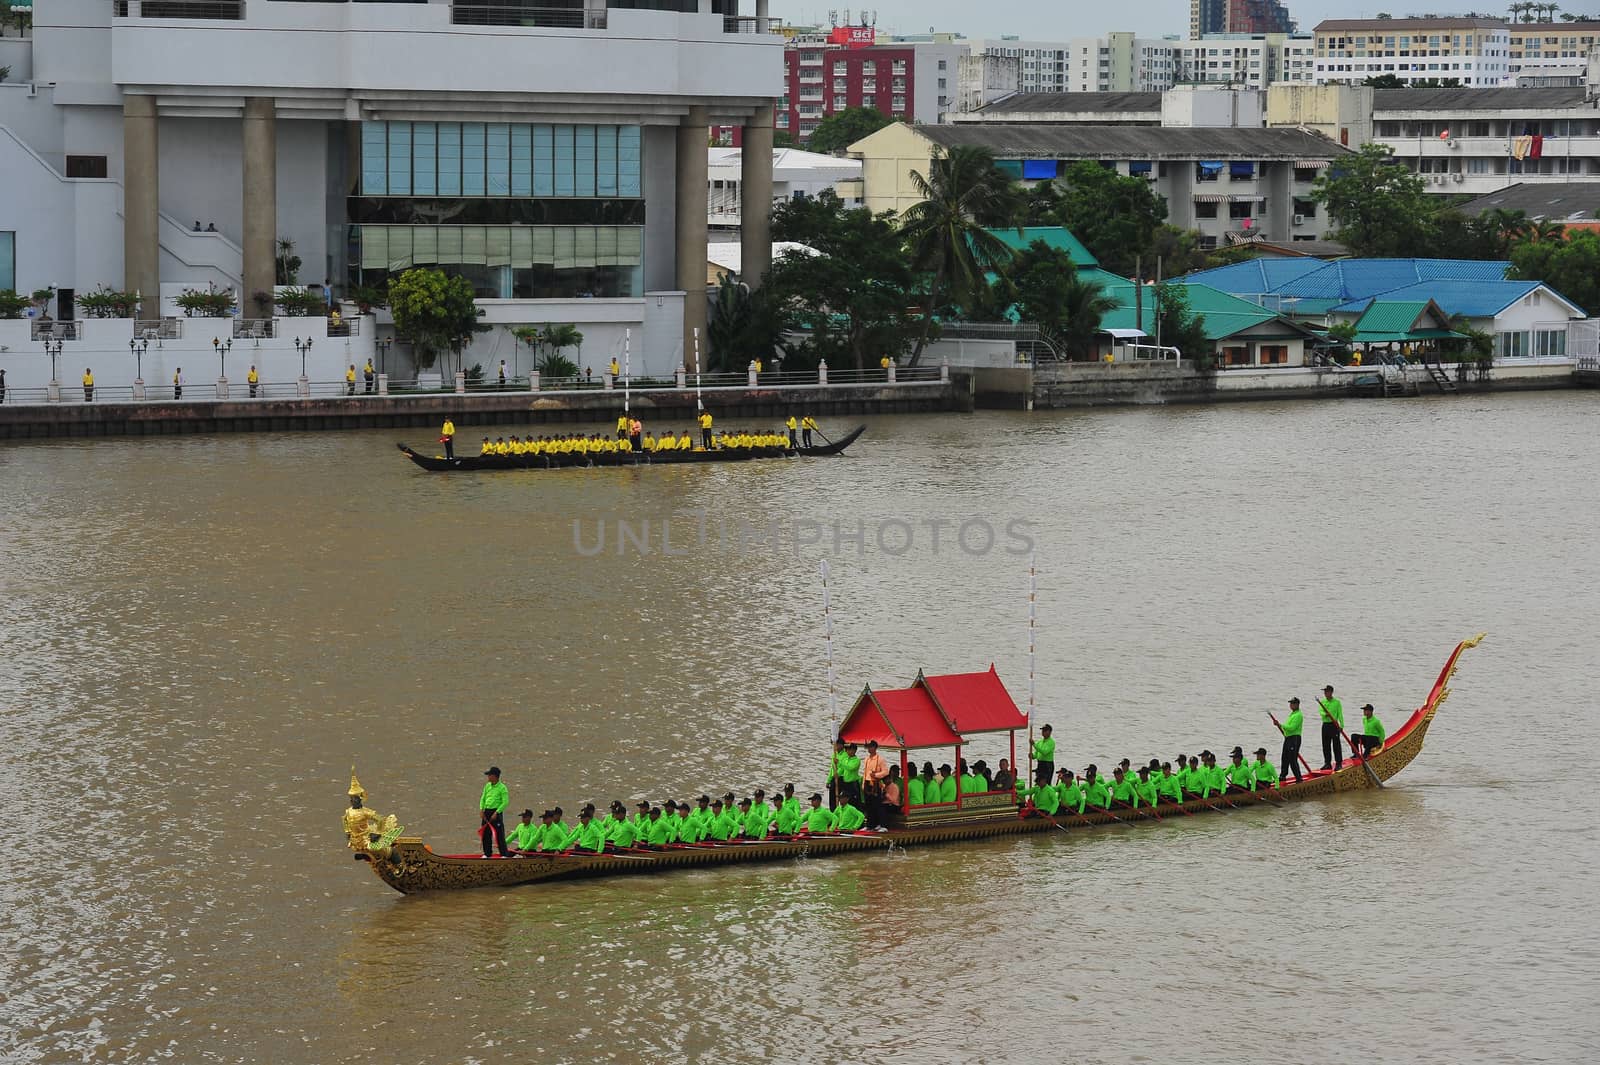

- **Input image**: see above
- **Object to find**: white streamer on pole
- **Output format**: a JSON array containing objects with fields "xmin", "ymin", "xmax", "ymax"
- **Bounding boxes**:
[
  {"xmin": 693, "ymin": 327, "xmax": 704, "ymax": 412},
  {"xmin": 623, "ymin": 328, "xmax": 631, "ymax": 416},
  {"xmin": 1028, "ymin": 551, "xmax": 1037, "ymax": 721},
  {"xmin": 822, "ymin": 558, "xmax": 838, "ymax": 741}
]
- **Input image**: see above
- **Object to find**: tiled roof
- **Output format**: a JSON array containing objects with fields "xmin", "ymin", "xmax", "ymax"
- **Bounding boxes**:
[
  {"xmin": 920, "ymin": 124, "xmax": 1348, "ymax": 162},
  {"xmin": 974, "ymin": 91, "xmax": 1163, "ymax": 117},
  {"xmin": 985, "ymin": 226, "xmax": 1099, "ymax": 267},
  {"xmin": 1455, "ymin": 182, "xmax": 1600, "ymax": 221}
]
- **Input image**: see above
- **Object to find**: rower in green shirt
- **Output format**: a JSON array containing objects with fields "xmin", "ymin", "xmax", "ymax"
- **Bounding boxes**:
[
  {"xmin": 645, "ymin": 807, "xmax": 673, "ymax": 846},
  {"xmin": 1081, "ymin": 767, "xmax": 1112, "ymax": 810},
  {"xmin": 1023, "ymin": 781, "xmax": 1061, "ymax": 817},
  {"xmin": 1203, "ymin": 753, "xmax": 1229, "ymax": 797},
  {"xmin": 1318, "ymin": 685, "xmax": 1346, "ymax": 771},
  {"xmin": 478, "ymin": 766, "xmax": 511, "ymax": 858},
  {"xmin": 1111, "ymin": 768, "xmax": 1141, "ymax": 809},
  {"xmin": 707, "ymin": 800, "xmax": 737, "ymax": 841},
  {"xmin": 739, "ymin": 799, "xmax": 768, "ymax": 840},
  {"xmin": 1280, "ymin": 697, "xmax": 1306, "ymax": 783},
  {"xmin": 804, "ymin": 793, "xmax": 837, "ymax": 833},
  {"xmin": 774, "ymin": 799, "xmax": 803, "ymax": 836},
  {"xmin": 1250, "ymin": 747, "xmax": 1279, "ymax": 789},
  {"xmin": 1031, "ymin": 725, "xmax": 1057, "ymax": 788},
  {"xmin": 1354, "ymin": 703, "xmax": 1387, "ymax": 759},
  {"xmin": 610, "ymin": 817, "xmax": 638, "ymax": 849},
  {"xmin": 1226, "ymin": 747, "xmax": 1257, "ymax": 792},
  {"xmin": 508, "ymin": 810, "xmax": 540, "ymax": 853},
  {"xmin": 677, "ymin": 803, "xmax": 705, "ymax": 843},
  {"xmin": 1156, "ymin": 763, "xmax": 1184, "ymax": 805},
  {"xmin": 1056, "ymin": 770, "xmax": 1087, "ymax": 815},
  {"xmin": 834, "ymin": 800, "xmax": 866, "ymax": 832},
  {"xmin": 1134, "ymin": 767, "xmax": 1159, "ymax": 807},
  {"xmin": 574, "ymin": 809, "xmax": 607, "ymax": 853}
]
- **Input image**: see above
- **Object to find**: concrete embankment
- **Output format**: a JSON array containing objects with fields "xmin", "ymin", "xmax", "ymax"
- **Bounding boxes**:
[
  {"xmin": 971, "ymin": 360, "xmax": 1581, "ymax": 409},
  {"xmin": 0, "ymin": 378, "xmax": 976, "ymax": 440}
]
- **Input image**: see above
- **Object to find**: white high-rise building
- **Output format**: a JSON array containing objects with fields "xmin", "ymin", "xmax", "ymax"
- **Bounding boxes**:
[{"xmin": 1313, "ymin": 17, "xmax": 1512, "ymax": 87}]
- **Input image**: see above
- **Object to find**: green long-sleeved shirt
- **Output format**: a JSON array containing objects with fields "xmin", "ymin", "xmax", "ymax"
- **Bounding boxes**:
[
  {"xmin": 708, "ymin": 811, "xmax": 737, "ymax": 841},
  {"xmin": 834, "ymin": 803, "xmax": 866, "ymax": 832},
  {"xmin": 1251, "ymin": 759, "xmax": 1279, "ymax": 787},
  {"xmin": 1226, "ymin": 761, "xmax": 1256, "ymax": 791},
  {"xmin": 805, "ymin": 807, "xmax": 836, "ymax": 833},
  {"xmin": 960, "ymin": 773, "xmax": 984, "ymax": 795},
  {"xmin": 540, "ymin": 822, "xmax": 572, "ymax": 851},
  {"xmin": 1032, "ymin": 736, "xmax": 1056, "ymax": 762},
  {"xmin": 645, "ymin": 818, "xmax": 672, "ymax": 845},
  {"xmin": 1057, "ymin": 782, "xmax": 1086, "ymax": 814},
  {"xmin": 479, "ymin": 781, "xmax": 508, "ymax": 813},
  {"xmin": 1083, "ymin": 779, "xmax": 1111, "ymax": 809},
  {"xmin": 907, "ymin": 777, "xmax": 925, "ymax": 805},
  {"xmin": 1026, "ymin": 785, "xmax": 1061, "ymax": 815},
  {"xmin": 1206, "ymin": 764, "xmax": 1229, "ymax": 794},
  {"xmin": 937, "ymin": 776, "xmax": 956, "ymax": 803},
  {"xmin": 1363, "ymin": 715, "xmax": 1387, "ymax": 743},
  {"xmin": 774, "ymin": 804, "xmax": 802, "ymax": 835},
  {"xmin": 1282, "ymin": 708, "xmax": 1304, "ymax": 737},
  {"xmin": 1135, "ymin": 778, "xmax": 1158, "ymax": 807},
  {"xmin": 609, "ymin": 820, "xmax": 638, "ymax": 848},
  {"xmin": 1155, "ymin": 772, "xmax": 1184, "ymax": 804},
  {"xmin": 678, "ymin": 817, "xmax": 704, "ymax": 844},
  {"xmin": 509, "ymin": 822, "xmax": 540, "ymax": 851},
  {"xmin": 837, "ymin": 753, "xmax": 861, "ymax": 783},
  {"xmin": 576, "ymin": 820, "xmax": 606, "ymax": 853},
  {"xmin": 1111, "ymin": 777, "xmax": 1140, "ymax": 807},
  {"xmin": 742, "ymin": 810, "xmax": 769, "ymax": 839},
  {"xmin": 1318, "ymin": 697, "xmax": 1345, "ymax": 728}
]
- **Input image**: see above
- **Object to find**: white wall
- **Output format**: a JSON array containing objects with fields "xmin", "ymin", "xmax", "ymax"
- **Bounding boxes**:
[
  {"xmin": 460, "ymin": 294, "xmax": 684, "ymax": 382},
  {"xmin": 0, "ymin": 314, "xmax": 375, "ymax": 393}
]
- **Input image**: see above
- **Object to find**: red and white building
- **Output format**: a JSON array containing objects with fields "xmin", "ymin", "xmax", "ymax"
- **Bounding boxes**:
[{"xmin": 778, "ymin": 27, "xmax": 966, "ymax": 142}]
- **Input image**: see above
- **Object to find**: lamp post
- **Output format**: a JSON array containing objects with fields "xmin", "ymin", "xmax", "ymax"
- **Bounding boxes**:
[
  {"xmin": 45, "ymin": 337, "xmax": 63, "ymax": 403},
  {"xmin": 212, "ymin": 336, "xmax": 233, "ymax": 398},
  {"xmin": 294, "ymin": 336, "xmax": 313, "ymax": 398},
  {"xmin": 129, "ymin": 336, "xmax": 149, "ymax": 400},
  {"xmin": 375, "ymin": 337, "xmax": 392, "ymax": 376}
]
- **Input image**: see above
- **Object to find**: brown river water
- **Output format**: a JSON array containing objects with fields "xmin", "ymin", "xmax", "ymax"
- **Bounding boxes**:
[{"xmin": 2, "ymin": 394, "xmax": 1598, "ymax": 1064}]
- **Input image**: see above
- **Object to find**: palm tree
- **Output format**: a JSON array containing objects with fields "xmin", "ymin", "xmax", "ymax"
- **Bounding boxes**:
[
  {"xmin": 897, "ymin": 146, "xmax": 1023, "ymax": 366},
  {"xmin": 1057, "ymin": 275, "xmax": 1119, "ymax": 360},
  {"xmin": 1529, "ymin": 218, "xmax": 1567, "ymax": 243},
  {"xmin": 1481, "ymin": 207, "xmax": 1531, "ymax": 256}
]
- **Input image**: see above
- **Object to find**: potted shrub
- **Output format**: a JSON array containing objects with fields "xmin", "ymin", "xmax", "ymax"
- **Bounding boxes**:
[
  {"xmin": 175, "ymin": 288, "xmax": 238, "ymax": 317},
  {"xmin": 0, "ymin": 289, "xmax": 30, "ymax": 318}
]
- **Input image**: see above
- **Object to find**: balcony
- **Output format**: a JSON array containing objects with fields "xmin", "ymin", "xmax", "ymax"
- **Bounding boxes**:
[
  {"xmin": 115, "ymin": 0, "xmax": 244, "ymax": 17},
  {"xmin": 451, "ymin": 4, "xmax": 605, "ymax": 28}
]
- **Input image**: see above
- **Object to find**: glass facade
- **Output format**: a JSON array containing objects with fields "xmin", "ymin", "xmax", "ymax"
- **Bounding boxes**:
[
  {"xmin": 0, "ymin": 231, "xmax": 13, "ymax": 293},
  {"xmin": 360, "ymin": 121, "xmax": 641, "ymax": 199},
  {"xmin": 354, "ymin": 121, "xmax": 644, "ymax": 297}
]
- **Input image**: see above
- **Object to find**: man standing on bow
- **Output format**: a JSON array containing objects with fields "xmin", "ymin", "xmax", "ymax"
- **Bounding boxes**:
[
  {"xmin": 478, "ymin": 766, "xmax": 511, "ymax": 857},
  {"xmin": 1318, "ymin": 685, "xmax": 1345, "ymax": 771}
]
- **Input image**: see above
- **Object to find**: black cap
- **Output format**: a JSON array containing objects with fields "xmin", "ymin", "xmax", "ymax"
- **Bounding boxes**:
[
  {"xmin": 1361, "ymin": 703, "xmax": 1375, "ymax": 711},
  {"xmin": 636, "ymin": 800, "xmax": 650, "ymax": 809},
  {"xmin": 1231, "ymin": 746, "xmax": 1244, "ymax": 757},
  {"xmin": 520, "ymin": 809, "xmax": 533, "ymax": 818},
  {"xmin": 1324, "ymin": 685, "xmax": 1334, "ymax": 693},
  {"xmin": 1289, "ymin": 697, "xmax": 1300, "ymax": 705},
  {"xmin": 484, "ymin": 766, "xmax": 501, "ymax": 776},
  {"xmin": 1255, "ymin": 747, "xmax": 1268, "ymax": 756}
]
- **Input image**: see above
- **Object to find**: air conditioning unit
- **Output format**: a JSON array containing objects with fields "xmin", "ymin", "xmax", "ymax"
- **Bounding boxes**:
[
  {"xmin": 1293, "ymin": 213, "xmax": 1306, "ymax": 225},
  {"xmin": 1447, "ymin": 139, "xmax": 1459, "ymax": 149},
  {"xmin": 1453, "ymin": 172, "xmax": 1466, "ymax": 183}
]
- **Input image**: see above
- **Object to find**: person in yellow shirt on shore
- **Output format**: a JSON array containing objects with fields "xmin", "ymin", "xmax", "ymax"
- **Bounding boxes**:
[
  {"xmin": 609, "ymin": 357, "xmax": 620, "ymax": 378},
  {"xmin": 247, "ymin": 365, "xmax": 260, "ymax": 398},
  {"xmin": 345, "ymin": 365, "xmax": 357, "ymax": 395},
  {"xmin": 82, "ymin": 368, "xmax": 95, "ymax": 402}
]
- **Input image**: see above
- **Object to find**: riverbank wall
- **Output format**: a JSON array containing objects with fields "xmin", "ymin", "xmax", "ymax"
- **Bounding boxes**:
[
  {"xmin": 971, "ymin": 359, "xmax": 1582, "ymax": 409},
  {"xmin": 0, "ymin": 377, "xmax": 975, "ymax": 440}
]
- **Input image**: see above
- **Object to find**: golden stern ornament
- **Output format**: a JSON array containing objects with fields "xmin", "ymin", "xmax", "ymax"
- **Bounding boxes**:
[{"xmin": 343, "ymin": 767, "xmax": 401, "ymax": 858}]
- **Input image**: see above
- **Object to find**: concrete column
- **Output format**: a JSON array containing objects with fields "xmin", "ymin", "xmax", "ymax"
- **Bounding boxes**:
[
  {"xmin": 242, "ymin": 97, "xmax": 278, "ymax": 319},
  {"xmin": 529, "ymin": 370, "xmax": 539, "ymax": 393},
  {"xmin": 755, "ymin": 0, "xmax": 770, "ymax": 30},
  {"xmin": 676, "ymin": 106, "xmax": 710, "ymax": 370},
  {"xmin": 740, "ymin": 104, "xmax": 775, "ymax": 290},
  {"xmin": 818, "ymin": 360, "xmax": 827, "ymax": 385},
  {"xmin": 378, "ymin": 373, "xmax": 389, "ymax": 396},
  {"xmin": 123, "ymin": 95, "xmax": 160, "ymax": 318}
]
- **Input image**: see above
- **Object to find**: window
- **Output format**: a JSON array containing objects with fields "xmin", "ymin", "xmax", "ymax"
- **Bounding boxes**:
[
  {"xmin": 1195, "ymin": 201, "xmax": 1219, "ymax": 218},
  {"xmin": 1534, "ymin": 328, "xmax": 1566, "ymax": 357},
  {"xmin": 362, "ymin": 121, "xmax": 642, "ymax": 201},
  {"xmin": 892, "ymin": 95, "xmax": 906, "ymax": 112},
  {"xmin": 1496, "ymin": 330, "xmax": 1528, "ymax": 358},
  {"xmin": 0, "ymin": 231, "xmax": 12, "ymax": 292},
  {"xmin": 1259, "ymin": 345, "xmax": 1289, "ymax": 365},
  {"xmin": 1228, "ymin": 201, "xmax": 1253, "ymax": 219},
  {"xmin": 1222, "ymin": 345, "xmax": 1252, "ymax": 366},
  {"xmin": 65, "ymin": 155, "xmax": 109, "ymax": 178}
]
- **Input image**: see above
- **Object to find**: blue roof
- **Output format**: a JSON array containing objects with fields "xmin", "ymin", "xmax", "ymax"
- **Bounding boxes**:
[
  {"xmin": 1271, "ymin": 259, "xmax": 1511, "ymax": 301},
  {"xmin": 1182, "ymin": 259, "xmax": 1328, "ymax": 296},
  {"xmin": 1331, "ymin": 279, "xmax": 1546, "ymax": 318}
]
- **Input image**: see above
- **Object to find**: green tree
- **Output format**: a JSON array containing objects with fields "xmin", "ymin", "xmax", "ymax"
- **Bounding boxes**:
[
  {"xmin": 806, "ymin": 107, "xmax": 894, "ymax": 154},
  {"xmin": 766, "ymin": 191, "xmax": 921, "ymax": 369},
  {"xmin": 275, "ymin": 238, "xmax": 301, "ymax": 286},
  {"xmin": 1509, "ymin": 229, "xmax": 1600, "ymax": 313},
  {"xmin": 898, "ymin": 146, "xmax": 1022, "ymax": 364},
  {"xmin": 1154, "ymin": 283, "xmax": 1211, "ymax": 369},
  {"xmin": 1312, "ymin": 143, "xmax": 1436, "ymax": 257},
  {"xmin": 1055, "ymin": 273, "xmax": 1120, "ymax": 360},
  {"xmin": 1005, "ymin": 240, "xmax": 1092, "ymax": 350},
  {"xmin": 387, "ymin": 268, "xmax": 485, "ymax": 372},
  {"xmin": 0, "ymin": 289, "xmax": 30, "ymax": 318},
  {"xmin": 1149, "ymin": 224, "xmax": 1211, "ymax": 277},
  {"xmin": 706, "ymin": 272, "xmax": 795, "ymax": 371},
  {"xmin": 1053, "ymin": 160, "xmax": 1169, "ymax": 276},
  {"xmin": 772, "ymin": 129, "xmax": 797, "ymax": 149}
]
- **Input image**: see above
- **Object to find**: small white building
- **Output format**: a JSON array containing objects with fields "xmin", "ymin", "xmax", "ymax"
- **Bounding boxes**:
[{"xmin": 708, "ymin": 147, "xmax": 861, "ymax": 237}]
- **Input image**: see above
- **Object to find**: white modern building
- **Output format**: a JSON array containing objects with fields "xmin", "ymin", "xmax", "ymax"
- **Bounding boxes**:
[
  {"xmin": 707, "ymin": 145, "xmax": 860, "ymax": 235},
  {"xmin": 0, "ymin": 0, "xmax": 783, "ymax": 383},
  {"xmin": 1177, "ymin": 33, "xmax": 1316, "ymax": 89},
  {"xmin": 1371, "ymin": 87, "xmax": 1600, "ymax": 196},
  {"xmin": 967, "ymin": 34, "xmax": 1178, "ymax": 96},
  {"xmin": 1312, "ymin": 17, "xmax": 1511, "ymax": 87}
]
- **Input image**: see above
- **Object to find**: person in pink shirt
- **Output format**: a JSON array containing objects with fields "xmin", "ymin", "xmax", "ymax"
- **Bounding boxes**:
[{"xmin": 860, "ymin": 740, "xmax": 890, "ymax": 830}]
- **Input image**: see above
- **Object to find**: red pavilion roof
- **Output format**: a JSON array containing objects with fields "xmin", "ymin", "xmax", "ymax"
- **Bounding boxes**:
[
  {"xmin": 837, "ymin": 685, "xmax": 964, "ymax": 750},
  {"xmin": 916, "ymin": 666, "xmax": 1028, "ymax": 735}
]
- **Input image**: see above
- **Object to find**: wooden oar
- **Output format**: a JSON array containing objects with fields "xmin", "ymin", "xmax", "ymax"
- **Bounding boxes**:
[{"xmin": 1112, "ymin": 798, "xmax": 1159, "ymax": 822}]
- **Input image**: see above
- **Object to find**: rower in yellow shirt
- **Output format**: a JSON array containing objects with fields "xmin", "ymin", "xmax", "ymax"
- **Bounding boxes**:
[
  {"xmin": 678, "ymin": 430, "xmax": 692, "ymax": 449},
  {"xmin": 618, "ymin": 436, "xmax": 632, "ymax": 454},
  {"xmin": 642, "ymin": 432, "xmax": 656, "ymax": 451},
  {"xmin": 479, "ymin": 437, "xmax": 493, "ymax": 455}
]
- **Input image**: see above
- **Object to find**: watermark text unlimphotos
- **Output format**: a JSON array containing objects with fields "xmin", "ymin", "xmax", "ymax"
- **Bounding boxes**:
[{"xmin": 572, "ymin": 511, "xmax": 1036, "ymax": 559}]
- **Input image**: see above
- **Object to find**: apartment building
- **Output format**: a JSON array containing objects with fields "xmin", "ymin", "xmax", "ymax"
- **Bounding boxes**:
[
  {"xmin": 1192, "ymin": 0, "xmax": 1296, "ymax": 37},
  {"xmin": 1372, "ymin": 86, "xmax": 1600, "ymax": 196},
  {"xmin": 966, "ymin": 34, "xmax": 1178, "ymax": 95},
  {"xmin": 1313, "ymin": 18, "xmax": 1511, "ymax": 86},
  {"xmin": 780, "ymin": 36, "xmax": 966, "ymax": 140},
  {"xmin": 1507, "ymin": 21, "xmax": 1600, "ymax": 81},
  {"xmin": 1178, "ymin": 33, "xmax": 1316, "ymax": 88}
]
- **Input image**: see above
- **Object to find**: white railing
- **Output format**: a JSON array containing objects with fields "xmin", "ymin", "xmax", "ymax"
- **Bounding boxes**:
[
  {"xmin": 31, "ymin": 320, "xmax": 82, "ymax": 341},
  {"xmin": 135, "ymin": 319, "xmax": 182, "ymax": 340}
]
